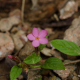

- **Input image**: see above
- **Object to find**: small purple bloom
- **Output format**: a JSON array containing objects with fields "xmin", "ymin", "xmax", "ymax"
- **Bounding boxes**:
[{"xmin": 27, "ymin": 28, "xmax": 48, "ymax": 47}]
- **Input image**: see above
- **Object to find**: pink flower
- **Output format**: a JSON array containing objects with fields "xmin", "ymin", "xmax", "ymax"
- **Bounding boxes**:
[
  {"xmin": 8, "ymin": 55, "xmax": 16, "ymax": 60},
  {"xmin": 8, "ymin": 55, "xmax": 13, "ymax": 59},
  {"xmin": 27, "ymin": 28, "xmax": 48, "ymax": 47},
  {"xmin": 8, "ymin": 55, "xmax": 20, "ymax": 63}
]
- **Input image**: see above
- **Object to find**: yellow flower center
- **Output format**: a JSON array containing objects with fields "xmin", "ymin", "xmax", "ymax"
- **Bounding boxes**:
[{"xmin": 36, "ymin": 37, "xmax": 39, "ymax": 40}]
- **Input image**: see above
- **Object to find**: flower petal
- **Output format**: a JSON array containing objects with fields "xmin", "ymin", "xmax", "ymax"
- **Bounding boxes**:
[
  {"xmin": 32, "ymin": 40, "xmax": 40, "ymax": 47},
  {"xmin": 39, "ymin": 38, "xmax": 48, "ymax": 44},
  {"xmin": 27, "ymin": 34, "xmax": 35, "ymax": 40},
  {"xmin": 39, "ymin": 30, "xmax": 47, "ymax": 38},
  {"xmin": 8, "ymin": 55, "xmax": 13, "ymax": 59},
  {"xmin": 32, "ymin": 28, "xmax": 39, "ymax": 37}
]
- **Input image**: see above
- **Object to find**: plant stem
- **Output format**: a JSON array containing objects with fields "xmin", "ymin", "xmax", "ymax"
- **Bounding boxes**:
[
  {"xmin": 35, "ymin": 47, "xmax": 38, "ymax": 53},
  {"xmin": 29, "ymin": 65, "xmax": 41, "ymax": 69},
  {"xmin": 30, "ymin": 68, "xmax": 41, "ymax": 71},
  {"xmin": 35, "ymin": 47, "xmax": 40, "ymax": 56}
]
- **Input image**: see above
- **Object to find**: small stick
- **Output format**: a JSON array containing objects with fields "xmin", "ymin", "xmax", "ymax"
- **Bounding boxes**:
[
  {"xmin": 14, "ymin": 51, "xmax": 19, "ymax": 56},
  {"xmin": 0, "ymin": 73, "xmax": 9, "ymax": 77},
  {"xmin": 30, "ymin": 67, "xmax": 41, "ymax": 71},
  {"xmin": 21, "ymin": 0, "xmax": 25, "ymax": 23},
  {"xmin": 63, "ymin": 59, "xmax": 80, "ymax": 65},
  {"xmin": 41, "ymin": 17, "xmax": 73, "ymax": 28}
]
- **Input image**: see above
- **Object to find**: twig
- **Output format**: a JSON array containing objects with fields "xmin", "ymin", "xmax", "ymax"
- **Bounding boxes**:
[
  {"xmin": 14, "ymin": 51, "xmax": 19, "ymax": 56},
  {"xmin": 30, "ymin": 67, "xmax": 41, "ymax": 71},
  {"xmin": 63, "ymin": 59, "xmax": 80, "ymax": 65},
  {"xmin": 41, "ymin": 17, "xmax": 73, "ymax": 28},
  {"xmin": 21, "ymin": 0, "xmax": 25, "ymax": 23},
  {"xmin": 0, "ymin": 73, "xmax": 9, "ymax": 77}
]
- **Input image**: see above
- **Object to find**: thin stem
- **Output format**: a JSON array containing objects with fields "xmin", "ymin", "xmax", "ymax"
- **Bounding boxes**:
[
  {"xmin": 35, "ymin": 47, "xmax": 38, "ymax": 53},
  {"xmin": 21, "ymin": 0, "xmax": 25, "ymax": 23},
  {"xmin": 0, "ymin": 73, "xmax": 9, "ymax": 77},
  {"xmin": 63, "ymin": 59, "xmax": 80, "ymax": 65},
  {"xmin": 29, "ymin": 65, "xmax": 41, "ymax": 69},
  {"xmin": 35, "ymin": 47, "xmax": 40, "ymax": 56},
  {"xmin": 30, "ymin": 68, "xmax": 41, "ymax": 71}
]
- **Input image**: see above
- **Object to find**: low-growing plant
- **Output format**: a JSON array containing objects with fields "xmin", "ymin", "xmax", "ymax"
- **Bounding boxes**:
[{"xmin": 8, "ymin": 28, "xmax": 80, "ymax": 80}]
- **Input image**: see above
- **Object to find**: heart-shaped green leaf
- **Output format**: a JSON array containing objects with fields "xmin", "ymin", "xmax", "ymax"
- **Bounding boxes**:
[
  {"xmin": 10, "ymin": 65, "xmax": 22, "ymax": 80},
  {"xmin": 24, "ymin": 52, "xmax": 41, "ymax": 64},
  {"xmin": 41, "ymin": 57, "xmax": 65, "ymax": 70}
]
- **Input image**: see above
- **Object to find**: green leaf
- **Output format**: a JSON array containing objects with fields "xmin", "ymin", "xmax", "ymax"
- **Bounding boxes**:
[
  {"xmin": 51, "ymin": 39, "xmax": 80, "ymax": 56},
  {"xmin": 10, "ymin": 65, "xmax": 22, "ymax": 80},
  {"xmin": 38, "ymin": 36, "xmax": 48, "ymax": 51},
  {"xmin": 24, "ymin": 52, "xmax": 41, "ymax": 64},
  {"xmin": 45, "ymin": 36, "xmax": 48, "ymax": 39},
  {"xmin": 41, "ymin": 57, "xmax": 65, "ymax": 70},
  {"xmin": 79, "ymin": 69, "xmax": 80, "ymax": 75},
  {"xmin": 38, "ymin": 44, "xmax": 46, "ymax": 51}
]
